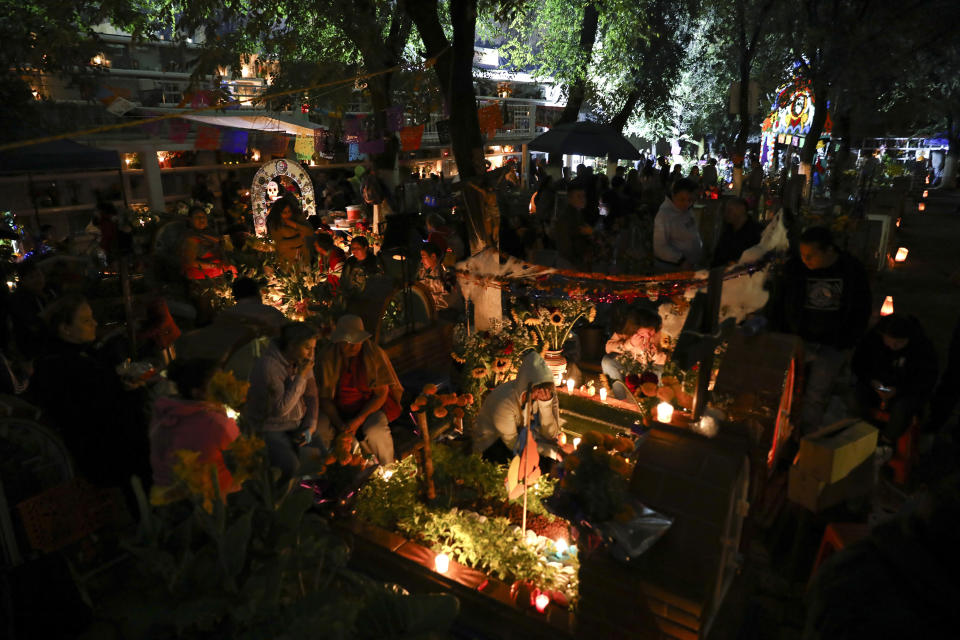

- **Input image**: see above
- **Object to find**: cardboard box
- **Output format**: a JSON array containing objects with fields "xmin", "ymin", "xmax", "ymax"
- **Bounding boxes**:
[
  {"xmin": 796, "ymin": 419, "xmax": 878, "ymax": 483},
  {"xmin": 788, "ymin": 456, "xmax": 875, "ymax": 512}
]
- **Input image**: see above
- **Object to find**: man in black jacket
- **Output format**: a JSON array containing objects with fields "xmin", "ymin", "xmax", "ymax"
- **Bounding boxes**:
[
  {"xmin": 853, "ymin": 314, "xmax": 938, "ymax": 444},
  {"xmin": 768, "ymin": 226, "xmax": 872, "ymax": 434}
]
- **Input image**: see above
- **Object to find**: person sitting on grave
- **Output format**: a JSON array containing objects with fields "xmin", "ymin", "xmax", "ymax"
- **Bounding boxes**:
[
  {"xmin": 416, "ymin": 241, "xmax": 459, "ymax": 313},
  {"xmin": 244, "ymin": 322, "xmax": 320, "ymax": 477},
  {"xmin": 149, "ymin": 358, "xmax": 241, "ymax": 499},
  {"xmin": 314, "ymin": 315, "xmax": 400, "ymax": 466},
  {"xmin": 852, "ymin": 313, "xmax": 938, "ymax": 446},
  {"xmin": 215, "ymin": 276, "xmax": 287, "ymax": 334},
  {"xmin": 267, "ymin": 195, "xmax": 314, "ymax": 267},
  {"xmin": 341, "ymin": 236, "xmax": 383, "ymax": 294},
  {"xmin": 711, "ymin": 197, "xmax": 763, "ymax": 267},
  {"xmin": 601, "ymin": 307, "xmax": 667, "ymax": 398},
  {"xmin": 314, "ymin": 233, "xmax": 347, "ymax": 291},
  {"xmin": 181, "ymin": 206, "xmax": 236, "ymax": 280},
  {"xmin": 473, "ymin": 350, "xmax": 564, "ymax": 464}
]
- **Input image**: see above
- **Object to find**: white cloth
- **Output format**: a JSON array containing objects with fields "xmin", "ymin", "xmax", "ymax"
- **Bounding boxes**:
[{"xmin": 653, "ymin": 197, "xmax": 703, "ymax": 266}]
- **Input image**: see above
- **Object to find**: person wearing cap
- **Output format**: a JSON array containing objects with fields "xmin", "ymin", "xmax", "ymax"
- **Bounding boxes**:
[
  {"xmin": 244, "ymin": 322, "xmax": 319, "ymax": 476},
  {"xmin": 314, "ymin": 315, "xmax": 401, "ymax": 465},
  {"xmin": 473, "ymin": 350, "xmax": 563, "ymax": 463}
]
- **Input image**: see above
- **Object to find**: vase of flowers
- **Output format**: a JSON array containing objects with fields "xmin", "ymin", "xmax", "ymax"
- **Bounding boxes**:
[{"xmin": 510, "ymin": 298, "xmax": 596, "ymax": 385}]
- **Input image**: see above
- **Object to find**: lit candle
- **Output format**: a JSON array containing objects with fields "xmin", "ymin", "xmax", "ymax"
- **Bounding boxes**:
[
  {"xmin": 534, "ymin": 592, "xmax": 550, "ymax": 613},
  {"xmin": 894, "ymin": 247, "xmax": 908, "ymax": 262},
  {"xmin": 656, "ymin": 402, "xmax": 674, "ymax": 423},
  {"xmin": 599, "ymin": 387, "xmax": 607, "ymax": 402},
  {"xmin": 381, "ymin": 468, "xmax": 394, "ymax": 481},
  {"xmin": 434, "ymin": 553, "xmax": 449, "ymax": 574},
  {"xmin": 555, "ymin": 538, "xmax": 568, "ymax": 555},
  {"xmin": 918, "ymin": 202, "xmax": 925, "ymax": 212},
  {"xmin": 559, "ymin": 432, "xmax": 567, "ymax": 446},
  {"xmin": 923, "ymin": 190, "xmax": 929, "ymax": 198},
  {"xmin": 880, "ymin": 296, "xmax": 894, "ymax": 317},
  {"xmin": 572, "ymin": 437, "xmax": 581, "ymax": 448},
  {"xmin": 566, "ymin": 378, "xmax": 575, "ymax": 394}
]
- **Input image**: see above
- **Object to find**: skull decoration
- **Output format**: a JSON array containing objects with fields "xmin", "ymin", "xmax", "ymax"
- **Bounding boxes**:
[{"xmin": 266, "ymin": 180, "xmax": 280, "ymax": 200}]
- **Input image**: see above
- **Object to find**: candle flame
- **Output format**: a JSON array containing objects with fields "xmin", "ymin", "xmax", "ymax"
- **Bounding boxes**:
[{"xmin": 880, "ymin": 296, "xmax": 894, "ymax": 317}]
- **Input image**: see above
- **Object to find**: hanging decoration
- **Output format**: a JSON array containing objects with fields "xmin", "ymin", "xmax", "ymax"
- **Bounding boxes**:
[
  {"xmin": 194, "ymin": 125, "xmax": 221, "ymax": 150},
  {"xmin": 477, "ymin": 104, "xmax": 503, "ymax": 138},
  {"xmin": 760, "ymin": 79, "xmax": 832, "ymax": 165},
  {"xmin": 294, "ymin": 134, "xmax": 314, "ymax": 160},
  {"xmin": 220, "ymin": 129, "xmax": 248, "ymax": 154},
  {"xmin": 400, "ymin": 124, "xmax": 424, "ymax": 151},
  {"xmin": 169, "ymin": 120, "xmax": 191, "ymax": 143},
  {"xmin": 250, "ymin": 158, "xmax": 316, "ymax": 237}
]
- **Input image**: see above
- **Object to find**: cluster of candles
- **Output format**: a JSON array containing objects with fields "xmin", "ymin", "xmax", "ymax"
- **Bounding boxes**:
[{"xmin": 563, "ymin": 377, "xmax": 608, "ymax": 402}]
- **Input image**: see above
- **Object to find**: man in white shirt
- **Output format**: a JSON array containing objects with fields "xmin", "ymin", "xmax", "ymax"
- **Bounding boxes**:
[{"xmin": 653, "ymin": 178, "xmax": 703, "ymax": 272}]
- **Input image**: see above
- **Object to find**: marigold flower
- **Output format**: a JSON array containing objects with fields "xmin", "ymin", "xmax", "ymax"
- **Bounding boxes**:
[
  {"xmin": 549, "ymin": 312, "xmax": 565, "ymax": 326},
  {"xmin": 471, "ymin": 366, "xmax": 488, "ymax": 379},
  {"xmin": 423, "ymin": 383, "xmax": 438, "ymax": 395},
  {"xmin": 640, "ymin": 382, "xmax": 659, "ymax": 397},
  {"xmin": 434, "ymin": 407, "xmax": 448, "ymax": 419},
  {"xmin": 657, "ymin": 386, "xmax": 675, "ymax": 403}
]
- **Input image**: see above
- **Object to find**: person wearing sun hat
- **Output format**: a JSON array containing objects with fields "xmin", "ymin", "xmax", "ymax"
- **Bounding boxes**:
[{"xmin": 315, "ymin": 314, "xmax": 401, "ymax": 465}]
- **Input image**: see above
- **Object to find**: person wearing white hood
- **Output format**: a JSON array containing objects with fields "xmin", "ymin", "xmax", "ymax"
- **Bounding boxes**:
[{"xmin": 473, "ymin": 350, "xmax": 563, "ymax": 463}]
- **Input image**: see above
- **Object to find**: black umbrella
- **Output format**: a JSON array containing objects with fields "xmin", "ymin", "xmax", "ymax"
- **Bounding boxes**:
[{"xmin": 527, "ymin": 121, "xmax": 641, "ymax": 160}]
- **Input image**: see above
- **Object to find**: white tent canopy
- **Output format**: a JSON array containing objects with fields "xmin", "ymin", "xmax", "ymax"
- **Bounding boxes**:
[{"xmin": 180, "ymin": 111, "xmax": 325, "ymax": 137}]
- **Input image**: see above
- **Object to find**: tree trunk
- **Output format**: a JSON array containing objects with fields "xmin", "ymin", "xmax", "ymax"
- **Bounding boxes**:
[
  {"xmin": 829, "ymin": 110, "xmax": 852, "ymax": 199},
  {"xmin": 941, "ymin": 115, "xmax": 959, "ymax": 189},
  {"xmin": 610, "ymin": 87, "xmax": 642, "ymax": 134},
  {"xmin": 549, "ymin": 2, "xmax": 600, "ymax": 166},
  {"xmin": 797, "ymin": 80, "xmax": 829, "ymax": 201}
]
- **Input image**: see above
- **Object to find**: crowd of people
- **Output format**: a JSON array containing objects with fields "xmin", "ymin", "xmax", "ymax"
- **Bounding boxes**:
[{"xmin": 1, "ymin": 152, "xmax": 957, "ymax": 525}]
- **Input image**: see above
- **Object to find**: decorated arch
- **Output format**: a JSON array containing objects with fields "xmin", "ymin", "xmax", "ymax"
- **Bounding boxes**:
[
  {"xmin": 250, "ymin": 158, "xmax": 316, "ymax": 236},
  {"xmin": 760, "ymin": 80, "xmax": 832, "ymax": 165}
]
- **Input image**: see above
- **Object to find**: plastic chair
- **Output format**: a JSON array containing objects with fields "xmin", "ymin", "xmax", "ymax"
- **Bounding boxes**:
[{"xmin": 868, "ymin": 407, "xmax": 920, "ymax": 485}]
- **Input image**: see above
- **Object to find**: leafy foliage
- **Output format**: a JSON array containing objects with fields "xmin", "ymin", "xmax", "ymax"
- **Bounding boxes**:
[
  {"xmin": 451, "ymin": 318, "xmax": 537, "ymax": 402},
  {"xmin": 77, "ymin": 437, "xmax": 458, "ymax": 639}
]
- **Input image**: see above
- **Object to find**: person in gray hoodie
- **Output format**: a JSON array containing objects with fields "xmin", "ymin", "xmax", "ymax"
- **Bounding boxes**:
[
  {"xmin": 473, "ymin": 350, "xmax": 563, "ymax": 463},
  {"xmin": 244, "ymin": 322, "xmax": 318, "ymax": 476}
]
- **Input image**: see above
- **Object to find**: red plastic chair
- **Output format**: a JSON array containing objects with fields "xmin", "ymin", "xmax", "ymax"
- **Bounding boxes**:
[{"xmin": 868, "ymin": 408, "xmax": 920, "ymax": 485}]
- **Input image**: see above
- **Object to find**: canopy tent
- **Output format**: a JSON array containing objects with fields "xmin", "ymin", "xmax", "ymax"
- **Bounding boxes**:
[
  {"xmin": 178, "ymin": 111, "xmax": 325, "ymax": 137},
  {"xmin": 528, "ymin": 121, "xmax": 641, "ymax": 160},
  {"xmin": 0, "ymin": 138, "xmax": 121, "ymax": 173}
]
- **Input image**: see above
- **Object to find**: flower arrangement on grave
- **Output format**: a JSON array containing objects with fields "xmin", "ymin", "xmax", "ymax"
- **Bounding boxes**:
[
  {"xmin": 409, "ymin": 384, "xmax": 474, "ymax": 431},
  {"xmin": 174, "ymin": 198, "xmax": 214, "ymax": 216},
  {"xmin": 559, "ymin": 431, "xmax": 635, "ymax": 523},
  {"xmin": 206, "ymin": 369, "xmax": 250, "ymax": 411},
  {"xmin": 629, "ymin": 361, "xmax": 698, "ymax": 418},
  {"xmin": 355, "ymin": 444, "xmax": 578, "ymax": 606},
  {"xmin": 451, "ymin": 319, "xmax": 537, "ymax": 402},
  {"xmin": 510, "ymin": 297, "xmax": 596, "ymax": 352}
]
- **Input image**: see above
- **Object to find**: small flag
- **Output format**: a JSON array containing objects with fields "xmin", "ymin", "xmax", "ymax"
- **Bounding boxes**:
[
  {"xmin": 385, "ymin": 105, "xmax": 404, "ymax": 132},
  {"xmin": 400, "ymin": 124, "xmax": 424, "ymax": 151},
  {"xmin": 220, "ymin": 129, "xmax": 248, "ymax": 154},
  {"xmin": 294, "ymin": 134, "xmax": 314, "ymax": 159},
  {"xmin": 344, "ymin": 118, "xmax": 361, "ymax": 144},
  {"xmin": 194, "ymin": 125, "xmax": 221, "ymax": 150},
  {"xmin": 314, "ymin": 129, "xmax": 333, "ymax": 159},
  {"xmin": 106, "ymin": 97, "xmax": 136, "ymax": 116},
  {"xmin": 169, "ymin": 120, "xmax": 191, "ymax": 143},
  {"xmin": 505, "ymin": 426, "xmax": 540, "ymax": 500},
  {"xmin": 358, "ymin": 138, "xmax": 385, "ymax": 155}
]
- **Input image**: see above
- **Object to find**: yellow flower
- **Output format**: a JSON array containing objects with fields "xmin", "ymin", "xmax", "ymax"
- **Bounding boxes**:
[
  {"xmin": 471, "ymin": 366, "xmax": 488, "ymax": 379},
  {"xmin": 225, "ymin": 434, "xmax": 265, "ymax": 485},
  {"xmin": 207, "ymin": 370, "xmax": 250, "ymax": 407},
  {"xmin": 524, "ymin": 317, "xmax": 541, "ymax": 326},
  {"xmin": 171, "ymin": 449, "xmax": 219, "ymax": 513},
  {"xmin": 549, "ymin": 311, "xmax": 565, "ymax": 326}
]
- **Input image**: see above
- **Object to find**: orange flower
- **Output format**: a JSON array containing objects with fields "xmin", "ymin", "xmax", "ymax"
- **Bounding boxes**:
[
  {"xmin": 614, "ymin": 436, "xmax": 633, "ymax": 453},
  {"xmin": 640, "ymin": 382, "xmax": 659, "ymax": 397},
  {"xmin": 657, "ymin": 386, "xmax": 675, "ymax": 403},
  {"xmin": 414, "ymin": 394, "xmax": 428, "ymax": 407},
  {"xmin": 602, "ymin": 433, "xmax": 617, "ymax": 450},
  {"xmin": 471, "ymin": 366, "xmax": 488, "ymax": 379},
  {"xmin": 582, "ymin": 431, "xmax": 602, "ymax": 447},
  {"xmin": 433, "ymin": 407, "xmax": 448, "ymax": 419},
  {"xmin": 423, "ymin": 383, "xmax": 438, "ymax": 395},
  {"xmin": 452, "ymin": 407, "xmax": 465, "ymax": 419},
  {"xmin": 461, "ymin": 393, "xmax": 474, "ymax": 405}
]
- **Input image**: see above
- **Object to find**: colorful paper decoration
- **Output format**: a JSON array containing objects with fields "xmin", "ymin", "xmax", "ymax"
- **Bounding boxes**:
[
  {"xmin": 194, "ymin": 125, "xmax": 221, "ymax": 150},
  {"xmin": 294, "ymin": 134, "xmax": 314, "ymax": 159},
  {"xmin": 477, "ymin": 104, "xmax": 503, "ymax": 136},
  {"xmin": 385, "ymin": 105, "xmax": 404, "ymax": 132},
  {"xmin": 358, "ymin": 138, "xmax": 385, "ymax": 155},
  {"xmin": 260, "ymin": 133, "xmax": 289, "ymax": 156},
  {"xmin": 220, "ymin": 129, "xmax": 248, "ymax": 154},
  {"xmin": 400, "ymin": 124, "xmax": 424, "ymax": 151},
  {"xmin": 344, "ymin": 118, "xmax": 361, "ymax": 144},
  {"xmin": 141, "ymin": 119, "xmax": 163, "ymax": 137},
  {"xmin": 169, "ymin": 120, "xmax": 191, "ymax": 143},
  {"xmin": 435, "ymin": 119, "xmax": 451, "ymax": 145},
  {"xmin": 314, "ymin": 129, "xmax": 333, "ymax": 159},
  {"xmin": 106, "ymin": 96, "xmax": 136, "ymax": 116}
]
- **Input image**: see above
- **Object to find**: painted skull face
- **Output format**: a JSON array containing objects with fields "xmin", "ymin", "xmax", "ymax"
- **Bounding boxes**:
[{"xmin": 266, "ymin": 181, "xmax": 280, "ymax": 199}]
